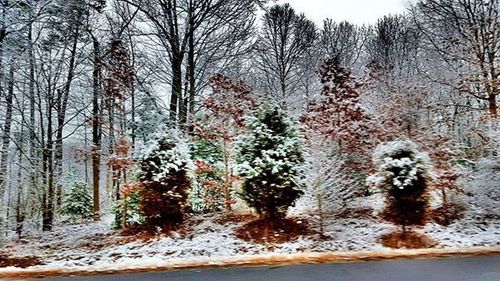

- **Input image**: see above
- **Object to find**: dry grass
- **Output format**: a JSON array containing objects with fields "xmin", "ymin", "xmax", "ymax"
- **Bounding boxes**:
[
  {"xmin": 235, "ymin": 217, "xmax": 315, "ymax": 244},
  {"xmin": 430, "ymin": 203, "xmax": 466, "ymax": 226},
  {"xmin": 333, "ymin": 207, "xmax": 376, "ymax": 220},
  {"xmin": 0, "ymin": 254, "xmax": 42, "ymax": 268},
  {"xmin": 119, "ymin": 216, "xmax": 204, "ymax": 242},
  {"xmin": 379, "ymin": 230, "xmax": 438, "ymax": 249},
  {"xmin": 214, "ymin": 214, "xmax": 258, "ymax": 225}
]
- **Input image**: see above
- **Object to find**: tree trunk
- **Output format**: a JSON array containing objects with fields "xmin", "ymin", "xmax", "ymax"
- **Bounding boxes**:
[
  {"xmin": 170, "ymin": 55, "xmax": 183, "ymax": 122},
  {"xmin": 15, "ymin": 125, "xmax": 25, "ymax": 239},
  {"xmin": 42, "ymin": 110, "xmax": 55, "ymax": 232},
  {"xmin": 92, "ymin": 37, "xmax": 102, "ymax": 221},
  {"xmin": 489, "ymin": 94, "xmax": 497, "ymax": 119},
  {"xmin": 0, "ymin": 58, "xmax": 13, "ymax": 207},
  {"xmin": 28, "ymin": 19, "xmax": 37, "ymax": 203},
  {"xmin": 222, "ymin": 139, "xmax": 232, "ymax": 214},
  {"xmin": 187, "ymin": 12, "xmax": 196, "ymax": 130},
  {"xmin": 55, "ymin": 29, "xmax": 80, "ymax": 209},
  {"xmin": 0, "ymin": 55, "xmax": 13, "ymax": 237}
]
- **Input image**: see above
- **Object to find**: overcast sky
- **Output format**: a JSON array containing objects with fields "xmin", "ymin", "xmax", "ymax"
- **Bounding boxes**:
[{"xmin": 274, "ymin": 0, "xmax": 408, "ymax": 26}]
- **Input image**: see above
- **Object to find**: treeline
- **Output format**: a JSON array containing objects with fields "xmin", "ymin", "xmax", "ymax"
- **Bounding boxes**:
[{"xmin": 0, "ymin": 0, "xmax": 498, "ymax": 237}]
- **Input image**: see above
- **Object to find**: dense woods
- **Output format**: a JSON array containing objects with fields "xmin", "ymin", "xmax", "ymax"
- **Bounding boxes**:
[{"xmin": 0, "ymin": 0, "xmax": 498, "ymax": 253}]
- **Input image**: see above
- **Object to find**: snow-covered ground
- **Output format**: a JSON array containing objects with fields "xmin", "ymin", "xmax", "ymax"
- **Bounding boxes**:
[{"xmin": 1, "ymin": 197, "xmax": 499, "ymax": 270}]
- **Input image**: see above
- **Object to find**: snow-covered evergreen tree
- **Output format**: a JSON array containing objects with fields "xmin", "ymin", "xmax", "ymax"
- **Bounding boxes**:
[
  {"xmin": 60, "ymin": 182, "xmax": 93, "ymax": 223},
  {"xmin": 236, "ymin": 105, "xmax": 304, "ymax": 220},
  {"xmin": 368, "ymin": 140, "xmax": 432, "ymax": 230},
  {"xmin": 137, "ymin": 127, "xmax": 193, "ymax": 227}
]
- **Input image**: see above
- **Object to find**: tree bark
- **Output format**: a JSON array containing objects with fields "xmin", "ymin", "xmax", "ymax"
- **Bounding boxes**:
[
  {"xmin": 0, "ymin": 23, "xmax": 7, "ymax": 236},
  {"xmin": 187, "ymin": 5, "xmax": 196, "ymax": 129},
  {"xmin": 0, "ymin": 56, "xmax": 14, "ymax": 236},
  {"xmin": 0, "ymin": 58, "xmax": 13, "ymax": 205},
  {"xmin": 42, "ymin": 102, "xmax": 55, "ymax": 232},
  {"xmin": 489, "ymin": 94, "xmax": 497, "ymax": 119},
  {"xmin": 92, "ymin": 36, "xmax": 102, "ymax": 221},
  {"xmin": 171, "ymin": 55, "xmax": 183, "ymax": 122}
]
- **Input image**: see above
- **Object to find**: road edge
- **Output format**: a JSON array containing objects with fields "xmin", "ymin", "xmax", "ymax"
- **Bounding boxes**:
[{"xmin": 1, "ymin": 246, "xmax": 500, "ymax": 279}]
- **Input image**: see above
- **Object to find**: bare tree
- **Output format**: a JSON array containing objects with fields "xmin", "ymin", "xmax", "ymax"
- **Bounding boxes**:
[
  {"xmin": 254, "ymin": 3, "xmax": 317, "ymax": 101},
  {"xmin": 412, "ymin": 0, "xmax": 500, "ymax": 118},
  {"xmin": 367, "ymin": 15, "xmax": 421, "ymax": 76},
  {"xmin": 121, "ymin": 0, "xmax": 262, "ymax": 127},
  {"xmin": 320, "ymin": 20, "xmax": 365, "ymax": 67}
]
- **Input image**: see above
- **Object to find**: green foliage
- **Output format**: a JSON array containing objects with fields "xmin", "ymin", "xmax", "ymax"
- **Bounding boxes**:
[
  {"xmin": 112, "ymin": 190, "xmax": 144, "ymax": 229},
  {"xmin": 60, "ymin": 182, "xmax": 93, "ymax": 222},
  {"xmin": 188, "ymin": 140, "xmax": 225, "ymax": 213},
  {"xmin": 236, "ymin": 105, "xmax": 304, "ymax": 219},
  {"xmin": 190, "ymin": 140, "xmax": 223, "ymax": 164},
  {"xmin": 131, "ymin": 95, "xmax": 169, "ymax": 143}
]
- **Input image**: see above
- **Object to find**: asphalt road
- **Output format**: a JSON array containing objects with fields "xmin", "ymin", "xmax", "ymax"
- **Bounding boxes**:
[{"xmin": 28, "ymin": 255, "xmax": 500, "ymax": 281}]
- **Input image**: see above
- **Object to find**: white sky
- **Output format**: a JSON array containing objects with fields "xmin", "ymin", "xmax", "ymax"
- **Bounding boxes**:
[{"xmin": 274, "ymin": 0, "xmax": 408, "ymax": 26}]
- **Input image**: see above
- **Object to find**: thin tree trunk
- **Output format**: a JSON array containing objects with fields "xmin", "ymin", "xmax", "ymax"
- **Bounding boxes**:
[
  {"xmin": 27, "ymin": 20, "xmax": 39, "ymax": 228},
  {"xmin": 0, "ymin": 57, "xmax": 14, "ymax": 206},
  {"xmin": 0, "ymin": 57, "xmax": 15, "ymax": 237},
  {"xmin": 15, "ymin": 124, "xmax": 25, "ymax": 239},
  {"xmin": 489, "ymin": 94, "xmax": 497, "ymax": 119},
  {"xmin": 222, "ymin": 139, "xmax": 232, "ymax": 214},
  {"xmin": 42, "ymin": 105, "xmax": 55, "ymax": 232},
  {"xmin": 187, "ymin": 8, "xmax": 196, "ymax": 130},
  {"xmin": 55, "ymin": 30, "xmax": 80, "ymax": 209},
  {"xmin": 170, "ymin": 55, "xmax": 182, "ymax": 122},
  {"xmin": 92, "ymin": 37, "xmax": 102, "ymax": 221},
  {"xmin": 188, "ymin": 60, "xmax": 195, "ymax": 126}
]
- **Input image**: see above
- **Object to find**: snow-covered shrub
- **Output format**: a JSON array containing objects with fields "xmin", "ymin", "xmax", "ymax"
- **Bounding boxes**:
[
  {"xmin": 236, "ymin": 105, "xmax": 304, "ymax": 220},
  {"xmin": 137, "ymin": 128, "xmax": 194, "ymax": 227},
  {"xmin": 60, "ymin": 182, "xmax": 93, "ymax": 223},
  {"xmin": 188, "ymin": 140, "xmax": 225, "ymax": 213},
  {"xmin": 367, "ymin": 140, "xmax": 432, "ymax": 229}
]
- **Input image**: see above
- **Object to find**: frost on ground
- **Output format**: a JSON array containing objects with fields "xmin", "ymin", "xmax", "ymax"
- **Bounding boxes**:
[
  {"xmin": 1, "ymin": 162, "xmax": 499, "ymax": 270},
  {"xmin": 1, "ymin": 195, "xmax": 499, "ymax": 270}
]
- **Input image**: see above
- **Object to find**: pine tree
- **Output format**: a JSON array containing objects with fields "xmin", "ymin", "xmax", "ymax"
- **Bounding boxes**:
[
  {"xmin": 60, "ymin": 182, "xmax": 93, "ymax": 223},
  {"xmin": 236, "ymin": 106, "xmax": 304, "ymax": 220},
  {"xmin": 368, "ymin": 140, "xmax": 431, "ymax": 232},
  {"xmin": 137, "ymin": 128, "xmax": 193, "ymax": 227}
]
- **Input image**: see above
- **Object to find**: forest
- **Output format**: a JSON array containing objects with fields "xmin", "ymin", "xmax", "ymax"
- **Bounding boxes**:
[{"xmin": 0, "ymin": 0, "xmax": 499, "ymax": 271}]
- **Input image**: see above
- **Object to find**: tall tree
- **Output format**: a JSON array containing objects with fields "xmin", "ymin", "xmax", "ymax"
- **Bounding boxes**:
[
  {"xmin": 236, "ymin": 105, "xmax": 304, "ymax": 220},
  {"xmin": 320, "ymin": 20, "xmax": 365, "ymax": 67},
  {"xmin": 412, "ymin": 0, "xmax": 500, "ymax": 118},
  {"xmin": 254, "ymin": 3, "xmax": 317, "ymax": 101},
  {"xmin": 121, "ymin": 0, "xmax": 262, "ymax": 126}
]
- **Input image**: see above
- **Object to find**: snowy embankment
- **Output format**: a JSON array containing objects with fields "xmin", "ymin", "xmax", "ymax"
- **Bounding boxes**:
[
  {"xmin": 1, "ymin": 197, "xmax": 499, "ymax": 276},
  {"xmin": 1, "ymin": 162, "xmax": 499, "ymax": 277}
]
